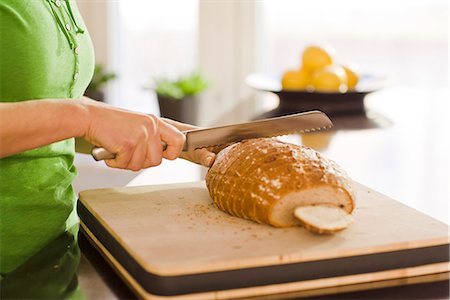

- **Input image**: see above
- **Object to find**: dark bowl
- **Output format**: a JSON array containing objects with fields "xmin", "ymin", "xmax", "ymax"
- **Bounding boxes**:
[{"xmin": 246, "ymin": 73, "xmax": 386, "ymax": 116}]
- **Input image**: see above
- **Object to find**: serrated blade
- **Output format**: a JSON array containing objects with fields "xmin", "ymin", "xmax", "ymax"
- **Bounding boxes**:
[{"xmin": 183, "ymin": 110, "xmax": 333, "ymax": 152}]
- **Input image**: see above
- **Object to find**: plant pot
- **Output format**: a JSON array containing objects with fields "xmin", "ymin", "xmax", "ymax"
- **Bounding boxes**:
[
  {"xmin": 157, "ymin": 95, "xmax": 199, "ymax": 125},
  {"xmin": 84, "ymin": 90, "xmax": 105, "ymax": 102}
]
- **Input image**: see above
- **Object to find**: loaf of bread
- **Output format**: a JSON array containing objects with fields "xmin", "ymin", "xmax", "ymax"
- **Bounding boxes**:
[{"xmin": 205, "ymin": 138, "xmax": 355, "ymax": 233}]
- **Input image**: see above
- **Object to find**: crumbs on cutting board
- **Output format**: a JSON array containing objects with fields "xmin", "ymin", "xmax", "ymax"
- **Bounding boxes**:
[
  {"xmin": 181, "ymin": 204, "xmax": 262, "ymax": 233},
  {"xmin": 158, "ymin": 200, "xmax": 282, "ymax": 240}
]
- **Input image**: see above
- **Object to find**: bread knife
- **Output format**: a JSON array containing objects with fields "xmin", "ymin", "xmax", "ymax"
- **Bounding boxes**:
[{"xmin": 91, "ymin": 110, "xmax": 333, "ymax": 161}]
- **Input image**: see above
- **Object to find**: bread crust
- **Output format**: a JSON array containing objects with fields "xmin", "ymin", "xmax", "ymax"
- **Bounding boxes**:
[{"xmin": 205, "ymin": 138, "xmax": 355, "ymax": 227}]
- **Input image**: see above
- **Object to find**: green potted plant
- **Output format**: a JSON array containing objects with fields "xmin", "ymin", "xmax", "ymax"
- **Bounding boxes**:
[
  {"xmin": 84, "ymin": 64, "xmax": 117, "ymax": 102},
  {"xmin": 153, "ymin": 72, "xmax": 209, "ymax": 125}
]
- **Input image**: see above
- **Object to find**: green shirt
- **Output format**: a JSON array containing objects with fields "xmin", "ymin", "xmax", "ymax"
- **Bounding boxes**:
[{"xmin": 0, "ymin": 0, "xmax": 94, "ymax": 274}]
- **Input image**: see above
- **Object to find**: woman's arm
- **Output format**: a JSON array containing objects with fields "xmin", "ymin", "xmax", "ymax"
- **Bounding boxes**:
[
  {"xmin": 0, "ymin": 97, "xmax": 186, "ymax": 171},
  {"xmin": 0, "ymin": 99, "xmax": 87, "ymax": 157}
]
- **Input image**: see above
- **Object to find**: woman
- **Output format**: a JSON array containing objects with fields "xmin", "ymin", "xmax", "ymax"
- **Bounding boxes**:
[{"xmin": 0, "ymin": 0, "xmax": 214, "ymax": 275}]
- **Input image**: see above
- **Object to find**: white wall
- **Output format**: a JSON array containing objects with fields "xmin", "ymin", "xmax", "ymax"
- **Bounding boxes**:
[
  {"xmin": 76, "ymin": 1, "xmax": 110, "ymax": 66},
  {"xmin": 198, "ymin": 1, "xmax": 263, "ymax": 125}
]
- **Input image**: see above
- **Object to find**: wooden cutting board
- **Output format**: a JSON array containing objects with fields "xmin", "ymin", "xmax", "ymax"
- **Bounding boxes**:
[{"xmin": 78, "ymin": 181, "xmax": 449, "ymax": 299}]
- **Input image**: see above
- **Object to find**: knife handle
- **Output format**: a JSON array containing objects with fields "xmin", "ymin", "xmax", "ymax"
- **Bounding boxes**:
[{"xmin": 91, "ymin": 142, "xmax": 168, "ymax": 161}]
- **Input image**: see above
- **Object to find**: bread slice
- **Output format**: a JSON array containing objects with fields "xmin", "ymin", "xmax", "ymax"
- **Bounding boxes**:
[
  {"xmin": 269, "ymin": 185, "xmax": 353, "ymax": 227},
  {"xmin": 294, "ymin": 205, "xmax": 354, "ymax": 234},
  {"xmin": 206, "ymin": 138, "xmax": 355, "ymax": 230}
]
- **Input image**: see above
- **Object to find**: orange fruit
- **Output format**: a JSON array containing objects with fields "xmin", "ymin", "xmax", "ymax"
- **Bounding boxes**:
[
  {"xmin": 311, "ymin": 65, "xmax": 348, "ymax": 92},
  {"xmin": 302, "ymin": 45, "xmax": 334, "ymax": 72},
  {"xmin": 342, "ymin": 65, "xmax": 359, "ymax": 90},
  {"xmin": 281, "ymin": 68, "xmax": 310, "ymax": 90},
  {"xmin": 301, "ymin": 132, "xmax": 335, "ymax": 150}
]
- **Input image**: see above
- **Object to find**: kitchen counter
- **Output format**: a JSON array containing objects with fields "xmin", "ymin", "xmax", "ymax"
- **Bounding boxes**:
[
  {"xmin": 3, "ymin": 86, "xmax": 448, "ymax": 299},
  {"xmin": 129, "ymin": 86, "xmax": 449, "ymax": 224}
]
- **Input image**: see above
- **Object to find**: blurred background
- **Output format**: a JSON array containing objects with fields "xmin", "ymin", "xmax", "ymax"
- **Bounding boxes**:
[
  {"xmin": 78, "ymin": 0, "xmax": 447, "ymax": 123},
  {"xmin": 74, "ymin": 0, "xmax": 449, "ymax": 222}
]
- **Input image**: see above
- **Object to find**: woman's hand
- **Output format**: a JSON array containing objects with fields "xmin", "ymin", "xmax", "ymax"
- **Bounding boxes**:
[
  {"xmin": 0, "ymin": 96, "xmax": 216, "ymax": 169},
  {"xmin": 81, "ymin": 98, "xmax": 185, "ymax": 171},
  {"xmin": 161, "ymin": 118, "xmax": 217, "ymax": 168}
]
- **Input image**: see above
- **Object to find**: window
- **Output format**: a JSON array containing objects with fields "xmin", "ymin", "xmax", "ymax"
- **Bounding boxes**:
[{"xmin": 110, "ymin": 0, "xmax": 198, "ymax": 113}]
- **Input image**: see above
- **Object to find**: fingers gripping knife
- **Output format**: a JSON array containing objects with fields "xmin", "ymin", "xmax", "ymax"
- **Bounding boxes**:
[{"xmin": 91, "ymin": 110, "xmax": 333, "ymax": 161}]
